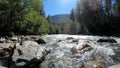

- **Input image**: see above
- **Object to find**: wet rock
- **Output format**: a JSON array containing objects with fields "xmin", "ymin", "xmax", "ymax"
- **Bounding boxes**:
[
  {"xmin": 0, "ymin": 48, "xmax": 7, "ymax": 58},
  {"xmin": 0, "ymin": 43, "xmax": 15, "ymax": 48},
  {"xmin": 30, "ymin": 36, "xmax": 39, "ymax": 41},
  {"xmin": 12, "ymin": 41, "xmax": 48, "ymax": 68},
  {"xmin": 84, "ymin": 60, "xmax": 107, "ymax": 68},
  {"xmin": 58, "ymin": 40, "xmax": 62, "ymax": 42},
  {"xmin": 97, "ymin": 38, "xmax": 117, "ymax": 43},
  {"xmin": 6, "ymin": 40, "xmax": 13, "ymax": 43},
  {"xmin": 80, "ymin": 43, "xmax": 91, "ymax": 50},
  {"xmin": 35, "ymin": 38, "xmax": 46, "ymax": 44},
  {"xmin": 0, "ymin": 38, "xmax": 5, "ymax": 43},
  {"xmin": 0, "ymin": 45, "xmax": 15, "ymax": 68},
  {"xmin": 72, "ymin": 39, "xmax": 79, "ymax": 43},
  {"xmin": 24, "ymin": 36, "xmax": 31, "ymax": 41},
  {"xmin": 66, "ymin": 37, "xmax": 74, "ymax": 40},
  {"xmin": 10, "ymin": 37, "xmax": 18, "ymax": 42},
  {"xmin": 71, "ymin": 47, "xmax": 78, "ymax": 55},
  {"xmin": 0, "ymin": 65, "xmax": 7, "ymax": 68},
  {"xmin": 40, "ymin": 36, "xmax": 55, "ymax": 43}
]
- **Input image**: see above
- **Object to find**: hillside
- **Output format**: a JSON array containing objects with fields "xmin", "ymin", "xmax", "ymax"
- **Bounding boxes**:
[{"xmin": 50, "ymin": 14, "xmax": 70, "ymax": 23}]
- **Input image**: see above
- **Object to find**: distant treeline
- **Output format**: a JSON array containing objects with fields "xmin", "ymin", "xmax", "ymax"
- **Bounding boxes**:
[
  {"xmin": 0, "ymin": 0, "xmax": 61, "ymax": 36},
  {"xmin": 69, "ymin": 0, "xmax": 120, "ymax": 35}
]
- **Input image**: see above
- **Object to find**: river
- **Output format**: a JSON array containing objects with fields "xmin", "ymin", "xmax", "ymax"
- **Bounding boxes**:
[{"xmin": 39, "ymin": 34, "xmax": 120, "ymax": 68}]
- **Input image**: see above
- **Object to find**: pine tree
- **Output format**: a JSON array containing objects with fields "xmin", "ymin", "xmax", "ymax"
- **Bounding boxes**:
[{"xmin": 70, "ymin": 9, "xmax": 75, "ymax": 22}]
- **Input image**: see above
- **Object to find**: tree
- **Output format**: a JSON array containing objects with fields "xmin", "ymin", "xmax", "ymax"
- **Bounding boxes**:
[
  {"xmin": 70, "ymin": 9, "xmax": 75, "ymax": 22},
  {"xmin": 74, "ymin": 0, "xmax": 120, "ymax": 35},
  {"xmin": 47, "ymin": 15, "xmax": 56, "ymax": 34},
  {"xmin": 0, "ymin": 0, "xmax": 25, "ymax": 36},
  {"xmin": 114, "ymin": 0, "xmax": 120, "ymax": 15},
  {"xmin": 105, "ymin": 0, "xmax": 112, "ymax": 15},
  {"xmin": 0, "ymin": 0, "xmax": 50, "ymax": 36}
]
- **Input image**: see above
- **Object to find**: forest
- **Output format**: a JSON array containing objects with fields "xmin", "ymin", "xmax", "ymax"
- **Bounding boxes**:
[
  {"xmin": 0, "ymin": 0, "xmax": 61, "ymax": 36},
  {"xmin": 64, "ymin": 0, "xmax": 120, "ymax": 36},
  {"xmin": 0, "ymin": 0, "xmax": 120, "ymax": 36}
]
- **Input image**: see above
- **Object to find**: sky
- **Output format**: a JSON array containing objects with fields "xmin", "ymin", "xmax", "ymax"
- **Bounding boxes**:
[{"xmin": 43, "ymin": 0, "xmax": 79, "ymax": 16}]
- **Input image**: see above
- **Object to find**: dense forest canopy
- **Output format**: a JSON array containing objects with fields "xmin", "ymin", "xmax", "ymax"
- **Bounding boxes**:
[
  {"xmin": 0, "ymin": 0, "xmax": 120, "ymax": 36},
  {"xmin": 73, "ymin": 0, "xmax": 120, "ymax": 35},
  {"xmin": 0, "ymin": 0, "xmax": 61, "ymax": 36}
]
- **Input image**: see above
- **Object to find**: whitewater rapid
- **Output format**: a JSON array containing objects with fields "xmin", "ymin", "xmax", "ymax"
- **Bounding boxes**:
[{"xmin": 40, "ymin": 34, "xmax": 120, "ymax": 68}]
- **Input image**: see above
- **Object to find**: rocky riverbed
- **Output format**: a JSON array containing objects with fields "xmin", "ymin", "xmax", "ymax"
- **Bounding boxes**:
[{"xmin": 0, "ymin": 34, "xmax": 120, "ymax": 68}]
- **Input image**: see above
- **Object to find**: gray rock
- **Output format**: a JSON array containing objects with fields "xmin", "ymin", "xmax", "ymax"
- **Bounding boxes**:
[
  {"xmin": 10, "ymin": 37, "xmax": 18, "ymax": 42},
  {"xmin": 0, "ymin": 38, "xmax": 5, "ymax": 43},
  {"xmin": 12, "ymin": 41, "xmax": 46, "ymax": 67},
  {"xmin": 0, "ymin": 43, "xmax": 15, "ymax": 48},
  {"xmin": 24, "ymin": 36, "xmax": 31, "ymax": 41},
  {"xmin": 0, "ymin": 65, "xmax": 7, "ymax": 68}
]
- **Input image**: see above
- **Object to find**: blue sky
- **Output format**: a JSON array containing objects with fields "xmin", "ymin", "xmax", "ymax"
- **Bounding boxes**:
[{"xmin": 43, "ymin": 0, "xmax": 79, "ymax": 16}]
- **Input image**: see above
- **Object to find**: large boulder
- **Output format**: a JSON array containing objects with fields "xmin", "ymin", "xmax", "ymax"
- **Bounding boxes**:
[{"xmin": 12, "ymin": 41, "xmax": 48, "ymax": 68}]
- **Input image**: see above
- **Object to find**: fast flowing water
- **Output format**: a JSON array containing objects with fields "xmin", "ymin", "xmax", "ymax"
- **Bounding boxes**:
[{"xmin": 40, "ymin": 34, "xmax": 120, "ymax": 68}]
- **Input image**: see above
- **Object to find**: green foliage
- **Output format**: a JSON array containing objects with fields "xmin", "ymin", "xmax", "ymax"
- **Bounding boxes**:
[
  {"xmin": 73, "ymin": 0, "xmax": 120, "ymax": 35},
  {"xmin": 54, "ymin": 24, "xmax": 62, "ymax": 34},
  {"xmin": 47, "ymin": 15, "xmax": 61, "ymax": 34},
  {"xmin": 0, "ymin": 0, "xmax": 53, "ymax": 36},
  {"xmin": 61, "ymin": 18, "xmax": 79, "ymax": 34},
  {"xmin": 0, "ymin": 0, "xmax": 25, "ymax": 36},
  {"xmin": 62, "ymin": 18, "xmax": 72, "ymax": 34},
  {"xmin": 70, "ymin": 9, "xmax": 75, "ymax": 22}
]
